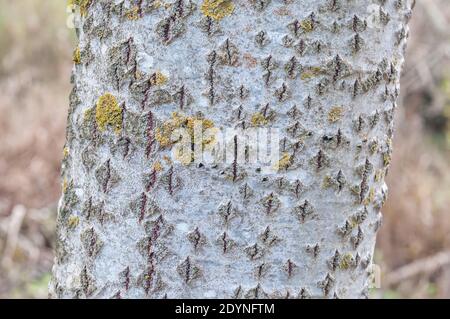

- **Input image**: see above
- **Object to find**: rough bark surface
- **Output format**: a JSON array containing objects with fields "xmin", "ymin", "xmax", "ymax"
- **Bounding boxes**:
[{"xmin": 50, "ymin": 0, "xmax": 414, "ymax": 299}]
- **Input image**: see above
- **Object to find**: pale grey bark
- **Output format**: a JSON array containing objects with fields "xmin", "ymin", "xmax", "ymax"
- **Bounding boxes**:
[{"xmin": 50, "ymin": 0, "xmax": 414, "ymax": 299}]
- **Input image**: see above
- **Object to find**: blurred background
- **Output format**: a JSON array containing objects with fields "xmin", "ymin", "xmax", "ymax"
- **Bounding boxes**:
[{"xmin": 0, "ymin": 0, "xmax": 449, "ymax": 299}]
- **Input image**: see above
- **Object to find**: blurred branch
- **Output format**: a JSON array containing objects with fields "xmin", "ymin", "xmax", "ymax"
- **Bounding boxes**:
[
  {"xmin": 384, "ymin": 250, "xmax": 450, "ymax": 286},
  {"xmin": 401, "ymin": 0, "xmax": 450, "ymax": 92},
  {"xmin": 1, "ymin": 205, "xmax": 26, "ymax": 268},
  {"xmin": 420, "ymin": 0, "xmax": 449, "ymax": 35}
]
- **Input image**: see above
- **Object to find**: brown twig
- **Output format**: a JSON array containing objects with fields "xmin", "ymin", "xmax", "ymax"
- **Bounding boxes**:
[{"xmin": 384, "ymin": 250, "xmax": 450, "ymax": 286}]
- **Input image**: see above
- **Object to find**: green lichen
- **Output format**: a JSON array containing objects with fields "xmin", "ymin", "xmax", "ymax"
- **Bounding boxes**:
[
  {"xmin": 81, "ymin": 107, "xmax": 98, "ymax": 140},
  {"xmin": 83, "ymin": 107, "xmax": 94, "ymax": 122},
  {"xmin": 201, "ymin": 0, "xmax": 234, "ymax": 20},
  {"xmin": 59, "ymin": 179, "xmax": 79, "ymax": 221},
  {"xmin": 95, "ymin": 93, "xmax": 123, "ymax": 134},
  {"xmin": 81, "ymin": 228, "xmax": 103, "ymax": 258}
]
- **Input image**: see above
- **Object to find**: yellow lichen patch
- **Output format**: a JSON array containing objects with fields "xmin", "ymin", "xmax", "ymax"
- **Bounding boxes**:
[
  {"xmin": 383, "ymin": 152, "xmax": 391, "ymax": 167},
  {"xmin": 328, "ymin": 106, "xmax": 344, "ymax": 123},
  {"xmin": 73, "ymin": 47, "xmax": 81, "ymax": 64},
  {"xmin": 374, "ymin": 169, "xmax": 385, "ymax": 182},
  {"xmin": 251, "ymin": 112, "xmax": 268, "ymax": 127},
  {"xmin": 63, "ymin": 147, "xmax": 70, "ymax": 159},
  {"xmin": 155, "ymin": 127, "xmax": 173, "ymax": 148},
  {"xmin": 174, "ymin": 146, "xmax": 195, "ymax": 165},
  {"xmin": 135, "ymin": 69, "xmax": 144, "ymax": 80},
  {"xmin": 386, "ymin": 137, "xmax": 393, "ymax": 148},
  {"xmin": 350, "ymin": 185, "xmax": 360, "ymax": 196},
  {"xmin": 369, "ymin": 141, "xmax": 379, "ymax": 154},
  {"xmin": 369, "ymin": 188, "xmax": 376, "ymax": 203},
  {"xmin": 149, "ymin": 0, "xmax": 168, "ymax": 9},
  {"xmin": 62, "ymin": 177, "xmax": 68, "ymax": 194},
  {"xmin": 322, "ymin": 175, "xmax": 332, "ymax": 188},
  {"xmin": 71, "ymin": 0, "xmax": 91, "ymax": 17},
  {"xmin": 274, "ymin": 152, "xmax": 293, "ymax": 171},
  {"xmin": 155, "ymin": 112, "xmax": 215, "ymax": 149},
  {"xmin": 188, "ymin": 118, "xmax": 217, "ymax": 156},
  {"xmin": 153, "ymin": 161, "xmax": 163, "ymax": 172},
  {"xmin": 300, "ymin": 19, "xmax": 313, "ymax": 32},
  {"xmin": 300, "ymin": 67, "xmax": 322, "ymax": 80},
  {"xmin": 150, "ymin": 71, "xmax": 168, "ymax": 86},
  {"xmin": 363, "ymin": 188, "xmax": 375, "ymax": 206},
  {"xmin": 339, "ymin": 253, "xmax": 354, "ymax": 270},
  {"xmin": 68, "ymin": 215, "xmax": 80, "ymax": 229},
  {"xmin": 191, "ymin": 116, "xmax": 214, "ymax": 134},
  {"xmin": 349, "ymin": 217, "xmax": 359, "ymax": 229},
  {"xmin": 126, "ymin": 6, "xmax": 140, "ymax": 20},
  {"xmin": 95, "ymin": 93, "xmax": 123, "ymax": 134},
  {"xmin": 155, "ymin": 112, "xmax": 185, "ymax": 147},
  {"xmin": 201, "ymin": 0, "xmax": 234, "ymax": 21},
  {"xmin": 156, "ymin": 113, "xmax": 216, "ymax": 165}
]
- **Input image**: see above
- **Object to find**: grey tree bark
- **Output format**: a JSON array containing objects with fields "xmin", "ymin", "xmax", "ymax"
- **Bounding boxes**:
[{"xmin": 50, "ymin": 0, "xmax": 414, "ymax": 299}]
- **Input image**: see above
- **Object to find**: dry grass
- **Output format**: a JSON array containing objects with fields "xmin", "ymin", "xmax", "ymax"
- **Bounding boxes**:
[{"xmin": 0, "ymin": 0, "xmax": 449, "ymax": 298}]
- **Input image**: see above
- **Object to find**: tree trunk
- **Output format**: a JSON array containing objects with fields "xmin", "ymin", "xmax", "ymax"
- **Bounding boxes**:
[{"xmin": 50, "ymin": 0, "xmax": 414, "ymax": 299}]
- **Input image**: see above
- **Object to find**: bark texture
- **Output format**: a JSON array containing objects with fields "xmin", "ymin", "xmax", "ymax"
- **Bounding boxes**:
[{"xmin": 50, "ymin": 0, "xmax": 414, "ymax": 299}]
